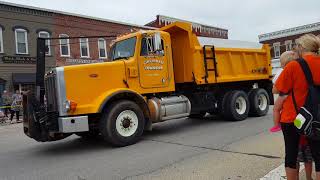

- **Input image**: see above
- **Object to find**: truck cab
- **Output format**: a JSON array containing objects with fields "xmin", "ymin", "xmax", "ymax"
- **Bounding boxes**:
[{"xmin": 109, "ymin": 31, "xmax": 175, "ymax": 93}]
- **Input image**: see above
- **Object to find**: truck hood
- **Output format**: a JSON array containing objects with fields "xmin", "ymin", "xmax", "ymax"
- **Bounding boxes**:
[{"xmin": 63, "ymin": 61, "xmax": 127, "ymax": 115}]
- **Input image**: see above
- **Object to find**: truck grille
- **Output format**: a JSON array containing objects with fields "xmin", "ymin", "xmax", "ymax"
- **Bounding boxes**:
[{"xmin": 45, "ymin": 73, "xmax": 58, "ymax": 112}]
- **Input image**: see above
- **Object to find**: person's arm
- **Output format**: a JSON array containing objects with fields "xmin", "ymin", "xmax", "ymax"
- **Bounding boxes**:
[{"xmin": 272, "ymin": 86, "xmax": 280, "ymax": 94}]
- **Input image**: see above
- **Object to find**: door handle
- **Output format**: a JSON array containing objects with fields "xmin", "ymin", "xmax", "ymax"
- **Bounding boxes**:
[{"xmin": 128, "ymin": 67, "xmax": 138, "ymax": 77}]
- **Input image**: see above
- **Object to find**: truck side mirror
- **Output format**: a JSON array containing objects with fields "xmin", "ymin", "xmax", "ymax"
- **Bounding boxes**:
[{"xmin": 153, "ymin": 32, "xmax": 162, "ymax": 52}]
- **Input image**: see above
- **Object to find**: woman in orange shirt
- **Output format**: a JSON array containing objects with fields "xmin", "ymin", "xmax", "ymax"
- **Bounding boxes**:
[{"xmin": 273, "ymin": 34, "xmax": 320, "ymax": 180}]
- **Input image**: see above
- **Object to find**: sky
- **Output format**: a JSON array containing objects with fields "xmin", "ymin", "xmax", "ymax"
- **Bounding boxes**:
[{"xmin": 2, "ymin": 0, "xmax": 320, "ymax": 42}]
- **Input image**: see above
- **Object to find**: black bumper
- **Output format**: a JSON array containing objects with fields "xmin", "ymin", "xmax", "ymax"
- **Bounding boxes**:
[{"xmin": 23, "ymin": 93, "xmax": 69, "ymax": 142}]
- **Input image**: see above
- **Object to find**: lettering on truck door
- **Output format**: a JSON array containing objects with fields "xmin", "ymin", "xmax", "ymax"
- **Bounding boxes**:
[{"xmin": 138, "ymin": 36, "xmax": 169, "ymax": 88}]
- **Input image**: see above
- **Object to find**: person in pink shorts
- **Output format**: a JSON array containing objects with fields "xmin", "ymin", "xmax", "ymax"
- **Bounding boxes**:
[{"xmin": 270, "ymin": 51, "xmax": 298, "ymax": 132}]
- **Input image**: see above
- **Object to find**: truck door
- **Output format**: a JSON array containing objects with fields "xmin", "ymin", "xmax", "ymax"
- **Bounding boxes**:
[{"xmin": 138, "ymin": 35, "xmax": 170, "ymax": 88}]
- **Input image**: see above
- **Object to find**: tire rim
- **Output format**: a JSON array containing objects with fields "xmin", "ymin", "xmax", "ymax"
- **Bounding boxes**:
[
  {"xmin": 116, "ymin": 110, "xmax": 139, "ymax": 137},
  {"xmin": 258, "ymin": 94, "xmax": 268, "ymax": 111},
  {"xmin": 235, "ymin": 96, "xmax": 247, "ymax": 115}
]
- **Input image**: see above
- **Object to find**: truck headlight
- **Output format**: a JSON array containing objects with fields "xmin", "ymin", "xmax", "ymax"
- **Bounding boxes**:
[
  {"xmin": 65, "ymin": 100, "xmax": 77, "ymax": 112},
  {"xmin": 65, "ymin": 100, "xmax": 71, "ymax": 111}
]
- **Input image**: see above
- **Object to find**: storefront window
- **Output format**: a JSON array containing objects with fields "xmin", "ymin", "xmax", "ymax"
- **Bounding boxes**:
[{"xmin": 21, "ymin": 84, "xmax": 35, "ymax": 93}]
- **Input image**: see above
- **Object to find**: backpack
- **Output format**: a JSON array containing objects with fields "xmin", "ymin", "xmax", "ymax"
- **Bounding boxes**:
[{"xmin": 292, "ymin": 58, "xmax": 320, "ymax": 140}]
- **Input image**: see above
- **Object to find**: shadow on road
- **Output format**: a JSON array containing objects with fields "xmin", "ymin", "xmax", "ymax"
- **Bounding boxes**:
[
  {"xmin": 144, "ymin": 115, "xmax": 233, "ymax": 137},
  {"xmin": 31, "ymin": 114, "xmax": 260, "ymax": 155},
  {"xmin": 34, "ymin": 136, "xmax": 113, "ymax": 156}
]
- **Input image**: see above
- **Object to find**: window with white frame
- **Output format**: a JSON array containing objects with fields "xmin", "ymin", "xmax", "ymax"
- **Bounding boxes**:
[
  {"xmin": 38, "ymin": 31, "xmax": 51, "ymax": 56},
  {"xmin": 285, "ymin": 40, "xmax": 292, "ymax": 51},
  {"xmin": 15, "ymin": 28, "xmax": 28, "ymax": 54},
  {"xmin": 0, "ymin": 27, "xmax": 3, "ymax": 53},
  {"xmin": 80, "ymin": 38, "xmax": 90, "ymax": 58},
  {"xmin": 273, "ymin": 42, "xmax": 281, "ymax": 58},
  {"xmin": 98, "ymin": 38, "xmax": 107, "ymax": 58},
  {"xmin": 59, "ymin": 34, "xmax": 70, "ymax": 57}
]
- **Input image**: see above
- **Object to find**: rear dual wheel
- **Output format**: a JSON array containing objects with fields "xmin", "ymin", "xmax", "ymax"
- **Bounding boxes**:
[
  {"xmin": 221, "ymin": 89, "xmax": 270, "ymax": 121},
  {"xmin": 248, "ymin": 88, "xmax": 270, "ymax": 117},
  {"xmin": 221, "ymin": 91, "xmax": 250, "ymax": 121}
]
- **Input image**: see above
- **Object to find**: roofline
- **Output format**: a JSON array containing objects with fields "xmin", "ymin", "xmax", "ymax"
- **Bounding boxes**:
[
  {"xmin": 145, "ymin": 20, "xmax": 157, "ymax": 26},
  {"xmin": 156, "ymin": 14, "xmax": 228, "ymax": 31},
  {"xmin": 0, "ymin": 0, "xmax": 156, "ymax": 30},
  {"xmin": 259, "ymin": 21, "xmax": 320, "ymax": 42}
]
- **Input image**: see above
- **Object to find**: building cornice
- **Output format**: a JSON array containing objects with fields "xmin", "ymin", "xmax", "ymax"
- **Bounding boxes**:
[
  {"xmin": 157, "ymin": 15, "xmax": 228, "ymax": 36},
  {"xmin": 259, "ymin": 22, "xmax": 320, "ymax": 42},
  {"xmin": 0, "ymin": 0, "xmax": 154, "ymax": 30}
]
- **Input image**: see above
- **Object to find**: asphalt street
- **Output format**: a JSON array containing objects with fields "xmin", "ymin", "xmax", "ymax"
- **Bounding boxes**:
[{"xmin": 0, "ymin": 111, "xmax": 286, "ymax": 180}]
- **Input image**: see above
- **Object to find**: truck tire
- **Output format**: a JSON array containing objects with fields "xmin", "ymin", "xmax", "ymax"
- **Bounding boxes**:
[
  {"xmin": 99, "ymin": 100, "xmax": 145, "ymax": 147},
  {"xmin": 248, "ymin": 88, "xmax": 270, "ymax": 117},
  {"xmin": 222, "ymin": 90, "xmax": 249, "ymax": 121}
]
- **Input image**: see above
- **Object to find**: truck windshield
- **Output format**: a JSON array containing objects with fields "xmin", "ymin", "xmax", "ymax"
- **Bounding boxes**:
[{"xmin": 110, "ymin": 37, "xmax": 137, "ymax": 61}]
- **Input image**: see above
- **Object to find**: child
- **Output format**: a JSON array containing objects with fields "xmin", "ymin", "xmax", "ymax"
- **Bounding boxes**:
[{"xmin": 270, "ymin": 51, "xmax": 298, "ymax": 132}]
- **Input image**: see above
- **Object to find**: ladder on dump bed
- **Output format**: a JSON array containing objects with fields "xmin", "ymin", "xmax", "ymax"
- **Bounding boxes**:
[{"xmin": 203, "ymin": 45, "xmax": 218, "ymax": 83}]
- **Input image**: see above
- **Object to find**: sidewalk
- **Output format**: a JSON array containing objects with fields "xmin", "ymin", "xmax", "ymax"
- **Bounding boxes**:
[{"xmin": 0, "ymin": 118, "xmax": 22, "ymax": 126}]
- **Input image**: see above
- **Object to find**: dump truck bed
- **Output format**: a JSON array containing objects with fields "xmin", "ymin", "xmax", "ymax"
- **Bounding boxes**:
[{"xmin": 161, "ymin": 22, "xmax": 272, "ymax": 85}]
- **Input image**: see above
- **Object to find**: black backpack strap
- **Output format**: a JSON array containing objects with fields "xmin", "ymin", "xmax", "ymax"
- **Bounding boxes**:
[
  {"xmin": 292, "ymin": 90, "xmax": 299, "ymax": 114},
  {"xmin": 296, "ymin": 58, "xmax": 314, "ymax": 86},
  {"xmin": 291, "ymin": 58, "xmax": 314, "ymax": 114}
]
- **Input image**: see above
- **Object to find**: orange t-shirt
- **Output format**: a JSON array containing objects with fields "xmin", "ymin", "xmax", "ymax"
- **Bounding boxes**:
[{"xmin": 275, "ymin": 54, "xmax": 320, "ymax": 123}]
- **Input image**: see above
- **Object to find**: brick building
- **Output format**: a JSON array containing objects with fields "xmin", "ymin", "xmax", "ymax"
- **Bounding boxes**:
[
  {"xmin": 53, "ymin": 13, "xmax": 152, "ymax": 67},
  {"xmin": 0, "ymin": 2, "xmax": 227, "ymax": 99},
  {"xmin": 0, "ymin": 1, "xmax": 152, "ymax": 94},
  {"xmin": 259, "ymin": 22, "xmax": 320, "ymax": 59},
  {"xmin": 146, "ymin": 15, "xmax": 228, "ymax": 39}
]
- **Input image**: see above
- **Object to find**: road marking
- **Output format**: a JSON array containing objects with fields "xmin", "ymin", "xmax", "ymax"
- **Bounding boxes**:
[{"xmin": 260, "ymin": 163, "xmax": 305, "ymax": 180}]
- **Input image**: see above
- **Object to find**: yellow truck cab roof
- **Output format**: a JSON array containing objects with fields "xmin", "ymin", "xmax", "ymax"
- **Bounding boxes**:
[{"xmin": 115, "ymin": 30, "xmax": 165, "ymax": 42}]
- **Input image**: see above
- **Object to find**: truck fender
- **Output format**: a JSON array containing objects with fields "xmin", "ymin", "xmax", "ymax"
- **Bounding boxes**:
[{"xmin": 97, "ymin": 89, "xmax": 152, "ymax": 131}]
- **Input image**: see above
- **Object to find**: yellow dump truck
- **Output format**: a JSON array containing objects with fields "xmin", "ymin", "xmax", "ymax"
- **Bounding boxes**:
[{"xmin": 23, "ymin": 22, "xmax": 273, "ymax": 146}]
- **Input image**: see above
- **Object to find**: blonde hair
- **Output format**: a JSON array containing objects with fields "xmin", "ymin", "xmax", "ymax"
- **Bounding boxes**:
[
  {"xmin": 280, "ymin": 51, "xmax": 296, "ymax": 67},
  {"xmin": 295, "ymin": 34, "xmax": 320, "ymax": 54}
]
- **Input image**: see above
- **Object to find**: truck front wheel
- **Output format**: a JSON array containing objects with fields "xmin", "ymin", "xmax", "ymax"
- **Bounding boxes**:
[
  {"xmin": 99, "ymin": 100, "xmax": 145, "ymax": 147},
  {"xmin": 222, "ymin": 91, "xmax": 249, "ymax": 121}
]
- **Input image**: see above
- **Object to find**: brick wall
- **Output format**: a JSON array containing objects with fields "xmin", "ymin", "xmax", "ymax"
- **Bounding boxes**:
[
  {"xmin": 53, "ymin": 14, "xmax": 151, "ymax": 66},
  {"xmin": 260, "ymin": 30, "xmax": 320, "ymax": 58}
]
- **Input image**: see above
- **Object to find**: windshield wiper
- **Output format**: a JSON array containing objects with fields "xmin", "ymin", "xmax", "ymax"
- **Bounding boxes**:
[{"xmin": 113, "ymin": 56, "xmax": 129, "ymax": 61}]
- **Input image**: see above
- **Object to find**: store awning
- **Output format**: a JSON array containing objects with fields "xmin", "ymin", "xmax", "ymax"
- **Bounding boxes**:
[
  {"xmin": 0, "ymin": 78, "xmax": 6, "ymax": 84},
  {"xmin": 12, "ymin": 73, "xmax": 36, "ymax": 84}
]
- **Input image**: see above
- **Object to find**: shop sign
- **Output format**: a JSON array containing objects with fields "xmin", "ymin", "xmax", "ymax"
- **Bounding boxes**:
[
  {"xmin": 2, "ymin": 56, "xmax": 36, "ymax": 64},
  {"xmin": 65, "ymin": 59, "xmax": 105, "ymax": 65}
]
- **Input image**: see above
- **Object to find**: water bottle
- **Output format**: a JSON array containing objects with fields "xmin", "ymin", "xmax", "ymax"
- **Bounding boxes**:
[{"xmin": 294, "ymin": 113, "xmax": 306, "ymax": 129}]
